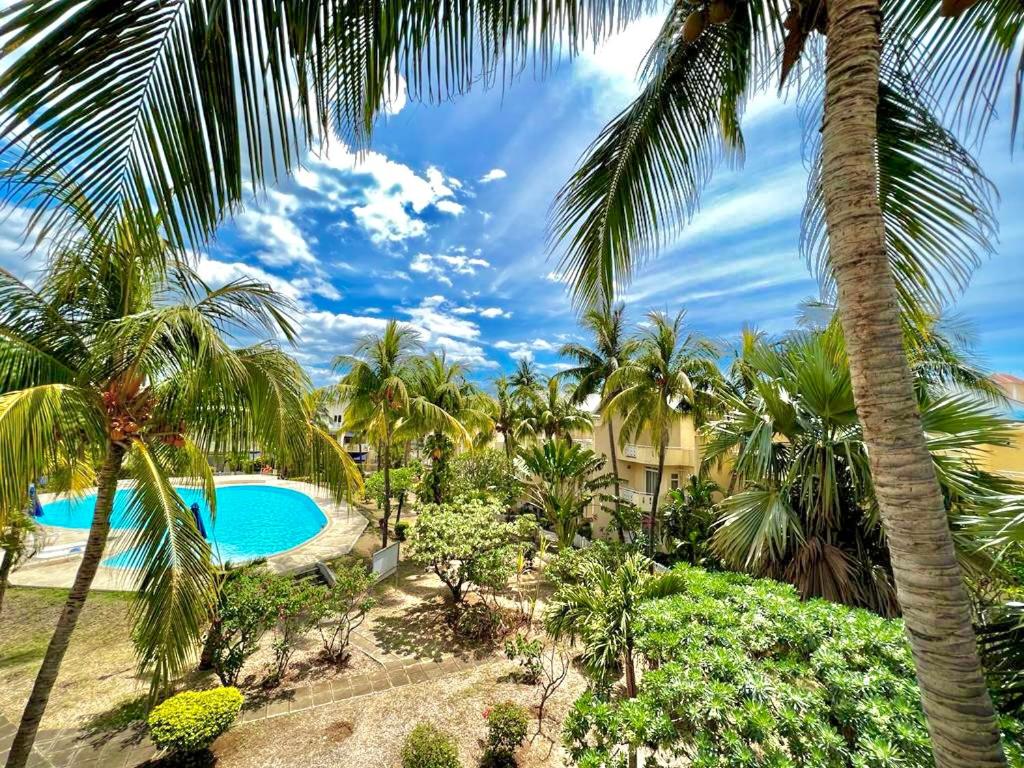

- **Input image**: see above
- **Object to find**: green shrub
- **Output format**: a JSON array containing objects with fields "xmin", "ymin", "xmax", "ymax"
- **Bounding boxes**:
[
  {"xmin": 147, "ymin": 687, "xmax": 243, "ymax": 754},
  {"xmin": 485, "ymin": 701, "xmax": 528, "ymax": 757},
  {"xmin": 394, "ymin": 520, "xmax": 411, "ymax": 542},
  {"xmin": 400, "ymin": 722, "xmax": 460, "ymax": 768},
  {"xmin": 504, "ymin": 633, "xmax": 543, "ymax": 684},
  {"xmin": 563, "ymin": 564, "xmax": 1024, "ymax": 767}
]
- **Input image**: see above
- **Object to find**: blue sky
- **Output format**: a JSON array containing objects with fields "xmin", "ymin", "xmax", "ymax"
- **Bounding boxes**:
[{"xmin": 3, "ymin": 16, "xmax": 1021, "ymax": 384}]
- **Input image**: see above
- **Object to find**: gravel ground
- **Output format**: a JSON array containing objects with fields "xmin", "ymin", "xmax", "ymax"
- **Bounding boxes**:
[{"xmin": 214, "ymin": 659, "xmax": 586, "ymax": 768}]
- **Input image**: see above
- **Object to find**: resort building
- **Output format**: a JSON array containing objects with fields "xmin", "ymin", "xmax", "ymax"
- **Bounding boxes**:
[
  {"xmin": 573, "ymin": 406, "xmax": 707, "ymax": 540},
  {"xmin": 324, "ymin": 403, "xmax": 377, "ymax": 470}
]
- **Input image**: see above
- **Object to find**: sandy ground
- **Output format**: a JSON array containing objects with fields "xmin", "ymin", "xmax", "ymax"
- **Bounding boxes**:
[{"xmin": 215, "ymin": 660, "xmax": 586, "ymax": 768}]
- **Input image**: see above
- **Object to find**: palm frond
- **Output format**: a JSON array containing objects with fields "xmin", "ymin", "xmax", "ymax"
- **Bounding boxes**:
[
  {"xmin": 120, "ymin": 438, "xmax": 213, "ymax": 697},
  {"xmin": 551, "ymin": 6, "xmax": 761, "ymax": 307}
]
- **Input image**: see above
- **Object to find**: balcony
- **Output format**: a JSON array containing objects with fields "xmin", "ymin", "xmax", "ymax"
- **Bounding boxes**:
[
  {"xmin": 621, "ymin": 443, "xmax": 695, "ymax": 468},
  {"xmin": 620, "ymin": 487, "xmax": 653, "ymax": 510}
]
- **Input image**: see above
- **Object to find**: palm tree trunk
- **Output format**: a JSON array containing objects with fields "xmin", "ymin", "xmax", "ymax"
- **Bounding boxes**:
[
  {"xmin": 381, "ymin": 435, "xmax": 392, "ymax": 548},
  {"xmin": 648, "ymin": 443, "xmax": 666, "ymax": 562},
  {"xmin": 606, "ymin": 417, "xmax": 625, "ymax": 543},
  {"xmin": 5, "ymin": 443, "xmax": 126, "ymax": 768},
  {"xmin": 0, "ymin": 547, "xmax": 14, "ymax": 619},
  {"xmin": 821, "ymin": 2, "xmax": 1005, "ymax": 765}
]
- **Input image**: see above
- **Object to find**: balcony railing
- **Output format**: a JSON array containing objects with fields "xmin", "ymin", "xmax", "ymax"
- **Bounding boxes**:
[{"xmin": 621, "ymin": 443, "xmax": 696, "ymax": 467}]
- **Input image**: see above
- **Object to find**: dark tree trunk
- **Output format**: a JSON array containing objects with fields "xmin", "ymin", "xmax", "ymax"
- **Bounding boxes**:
[
  {"xmin": 0, "ymin": 547, "xmax": 14, "ymax": 619},
  {"xmin": 381, "ymin": 439, "xmax": 391, "ymax": 548},
  {"xmin": 606, "ymin": 417, "xmax": 625, "ymax": 543},
  {"xmin": 822, "ymin": 1, "xmax": 1005, "ymax": 764},
  {"xmin": 6, "ymin": 443, "xmax": 126, "ymax": 768}
]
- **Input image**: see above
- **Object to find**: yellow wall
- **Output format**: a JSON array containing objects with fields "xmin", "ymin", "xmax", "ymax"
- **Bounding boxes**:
[{"xmin": 977, "ymin": 424, "xmax": 1024, "ymax": 480}]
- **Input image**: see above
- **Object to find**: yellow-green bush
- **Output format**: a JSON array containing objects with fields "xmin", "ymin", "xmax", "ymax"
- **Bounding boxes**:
[{"xmin": 147, "ymin": 687, "xmax": 244, "ymax": 753}]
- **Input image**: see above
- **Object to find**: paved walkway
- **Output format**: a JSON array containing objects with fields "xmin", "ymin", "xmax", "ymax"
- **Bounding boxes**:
[
  {"xmin": 0, "ymin": 650, "xmax": 497, "ymax": 768},
  {"xmin": 13, "ymin": 476, "xmax": 367, "ymax": 590}
]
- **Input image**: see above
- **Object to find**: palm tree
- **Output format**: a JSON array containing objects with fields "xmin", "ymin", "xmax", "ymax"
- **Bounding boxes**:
[
  {"xmin": 521, "ymin": 376, "xmax": 593, "ymax": 443},
  {"xmin": 414, "ymin": 352, "xmax": 490, "ymax": 503},
  {"xmin": 559, "ymin": 302, "xmax": 638, "ymax": 541},
  {"xmin": 334, "ymin": 323, "xmax": 465, "ymax": 545},
  {"xmin": 704, "ymin": 323, "xmax": 1019, "ymax": 617},
  {"xmin": 0, "ymin": 213, "xmax": 361, "ymax": 768},
  {"xmin": 518, "ymin": 440, "xmax": 613, "ymax": 547},
  {"xmin": 488, "ymin": 374, "xmax": 526, "ymax": 462},
  {"xmin": 1, "ymin": 1, "xmax": 1017, "ymax": 761},
  {"xmin": 545, "ymin": 551, "xmax": 686, "ymax": 699},
  {"xmin": 603, "ymin": 311, "xmax": 716, "ymax": 561}
]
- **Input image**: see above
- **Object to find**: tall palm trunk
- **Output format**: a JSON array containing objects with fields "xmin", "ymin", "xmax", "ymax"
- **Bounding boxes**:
[
  {"xmin": 381, "ymin": 437, "xmax": 392, "ymax": 548},
  {"xmin": 821, "ymin": 2, "xmax": 1005, "ymax": 765},
  {"xmin": 5, "ymin": 443, "xmax": 126, "ymax": 768},
  {"xmin": 647, "ymin": 441, "xmax": 666, "ymax": 562},
  {"xmin": 606, "ymin": 417, "xmax": 625, "ymax": 543}
]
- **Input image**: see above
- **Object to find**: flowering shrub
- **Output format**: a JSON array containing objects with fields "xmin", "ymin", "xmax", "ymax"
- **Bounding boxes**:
[
  {"xmin": 147, "ymin": 687, "xmax": 243, "ymax": 754},
  {"xmin": 485, "ymin": 701, "xmax": 528, "ymax": 759}
]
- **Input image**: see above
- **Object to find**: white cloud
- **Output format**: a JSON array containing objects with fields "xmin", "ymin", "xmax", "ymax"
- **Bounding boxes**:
[
  {"xmin": 0, "ymin": 207, "xmax": 45, "ymax": 281},
  {"xmin": 479, "ymin": 307, "xmax": 511, "ymax": 319},
  {"xmin": 574, "ymin": 15, "xmax": 663, "ymax": 106},
  {"xmin": 196, "ymin": 255, "xmax": 341, "ymax": 303},
  {"xmin": 297, "ymin": 144, "xmax": 466, "ymax": 244},
  {"xmin": 234, "ymin": 190, "xmax": 316, "ymax": 266},
  {"xmin": 479, "ymin": 168, "xmax": 508, "ymax": 183},
  {"xmin": 494, "ymin": 337, "xmax": 559, "ymax": 362},
  {"xmin": 409, "ymin": 252, "xmax": 491, "ymax": 285}
]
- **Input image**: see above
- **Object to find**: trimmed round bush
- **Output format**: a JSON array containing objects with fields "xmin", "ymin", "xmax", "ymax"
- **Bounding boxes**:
[
  {"xmin": 400, "ymin": 722, "xmax": 460, "ymax": 768},
  {"xmin": 147, "ymin": 687, "xmax": 244, "ymax": 754},
  {"xmin": 485, "ymin": 701, "xmax": 528, "ymax": 757}
]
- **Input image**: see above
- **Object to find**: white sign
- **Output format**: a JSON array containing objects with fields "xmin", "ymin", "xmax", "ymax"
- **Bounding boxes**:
[{"xmin": 372, "ymin": 542, "xmax": 400, "ymax": 580}]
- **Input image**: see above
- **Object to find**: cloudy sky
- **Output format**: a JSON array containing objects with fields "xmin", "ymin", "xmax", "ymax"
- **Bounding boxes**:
[{"xmin": 3, "ymin": 16, "xmax": 1022, "ymax": 384}]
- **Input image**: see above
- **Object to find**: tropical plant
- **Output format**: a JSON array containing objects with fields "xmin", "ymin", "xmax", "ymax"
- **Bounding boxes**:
[
  {"xmin": 603, "ymin": 310, "xmax": 718, "ymax": 560},
  {"xmin": 401, "ymin": 722, "xmax": 460, "ymax": 768},
  {"xmin": 208, "ymin": 567, "xmax": 281, "ymax": 687},
  {"xmin": 334, "ymin": 322, "xmax": 466, "ymax": 547},
  {"xmin": 405, "ymin": 498, "xmax": 515, "ymax": 604},
  {"xmin": 704, "ymin": 324, "xmax": 1022, "ymax": 618},
  {"xmin": 0, "ymin": 209, "xmax": 360, "ymax": 767},
  {"xmin": 518, "ymin": 376, "xmax": 593, "ymax": 443},
  {"xmin": 545, "ymin": 551, "xmax": 687, "ymax": 699},
  {"xmin": 484, "ymin": 701, "xmax": 528, "ymax": 762},
  {"xmin": 308, "ymin": 563, "xmax": 376, "ymax": 663},
  {"xmin": 563, "ymin": 564, "xmax": 1024, "ymax": 768},
  {"xmin": 448, "ymin": 447, "xmax": 523, "ymax": 509},
  {"xmin": 487, "ymin": 375, "xmax": 529, "ymax": 462},
  {"xmin": 559, "ymin": 302, "xmax": 638, "ymax": 542},
  {"xmin": 662, "ymin": 475, "xmax": 721, "ymax": 569},
  {"xmin": 364, "ymin": 465, "xmax": 417, "ymax": 529},
  {"xmin": 518, "ymin": 440, "xmax": 613, "ymax": 548},
  {"xmin": 415, "ymin": 352, "xmax": 492, "ymax": 504},
  {"xmin": 0, "ymin": 508, "xmax": 40, "ymax": 617}
]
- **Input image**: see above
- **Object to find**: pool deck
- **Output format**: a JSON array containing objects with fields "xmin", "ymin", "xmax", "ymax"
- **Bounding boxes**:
[{"xmin": 11, "ymin": 475, "xmax": 368, "ymax": 591}]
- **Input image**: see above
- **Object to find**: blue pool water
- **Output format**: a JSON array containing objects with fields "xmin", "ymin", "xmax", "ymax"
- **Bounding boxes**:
[{"xmin": 37, "ymin": 485, "xmax": 327, "ymax": 565}]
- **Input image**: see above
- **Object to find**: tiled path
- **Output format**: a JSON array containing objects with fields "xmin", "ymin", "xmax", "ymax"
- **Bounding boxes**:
[{"xmin": 0, "ymin": 650, "xmax": 497, "ymax": 768}]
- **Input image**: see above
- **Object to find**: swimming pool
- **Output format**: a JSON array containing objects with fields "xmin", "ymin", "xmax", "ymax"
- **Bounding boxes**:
[{"xmin": 37, "ymin": 484, "xmax": 328, "ymax": 565}]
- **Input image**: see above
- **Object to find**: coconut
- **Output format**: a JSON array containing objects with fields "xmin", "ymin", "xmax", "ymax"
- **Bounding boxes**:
[
  {"xmin": 682, "ymin": 10, "xmax": 706, "ymax": 43},
  {"xmin": 708, "ymin": 1, "xmax": 733, "ymax": 24}
]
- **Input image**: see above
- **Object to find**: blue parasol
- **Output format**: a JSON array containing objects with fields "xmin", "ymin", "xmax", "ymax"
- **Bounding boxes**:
[
  {"xmin": 190, "ymin": 502, "xmax": 208, "ymax": 538},
  {"xmin": 29, "ymin": 484, "xmax": 43, "ymax": 517}
]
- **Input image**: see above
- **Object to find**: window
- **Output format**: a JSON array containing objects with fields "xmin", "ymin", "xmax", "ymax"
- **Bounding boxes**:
[
  {"xmin": 645, "ymin": 468, "xmax": 659, "ymax": 495},
  {"xmin": 331, "ymin": 413, "xmax": 343, "ymax": 425},
  {"xmin": 670, "ymin": 473, "xmax": 680, "ymax": 490}
]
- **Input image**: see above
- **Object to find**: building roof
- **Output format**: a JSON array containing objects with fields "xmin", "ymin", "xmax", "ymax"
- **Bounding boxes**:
[{"xmin": 992, "ymin": 373, "xmax": 1024, "ymax": 386}]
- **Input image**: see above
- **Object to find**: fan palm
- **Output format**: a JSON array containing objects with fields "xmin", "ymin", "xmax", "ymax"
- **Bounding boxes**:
[
  {"xmin": 0, "ymin": 212, "xmax": 360, "ymax": 768},
  {"xmin": 603, "ymin": 310, "xmax": 717, "ymax": 560},
  {"xmin": 518, "ymin": 440, "xmax": 613, "ymax": 547},
  {"xmin": 333, "ymin": 322, "xmax": 466, "ymax": 545},
  {"xmin": 414, "ymin": 352, "xmax": 490, "ymax": 503},
  {"xmin": 558, "ymin": 302, "xmax": 638, "ymax": 541}
]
